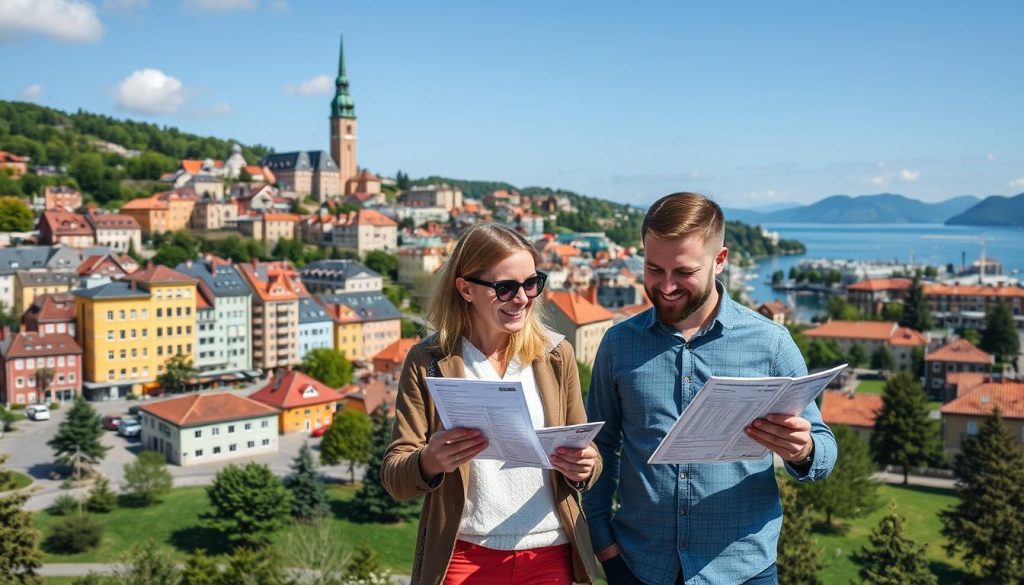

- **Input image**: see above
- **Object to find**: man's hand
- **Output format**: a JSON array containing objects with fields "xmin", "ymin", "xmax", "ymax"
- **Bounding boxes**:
[
  {"xmin": 595, "ymin": 543, "xmax": 621, "ymax": 562},
  {"xmin": 744, "ymin": 414, "xmax": 814, "ymax": 463}
]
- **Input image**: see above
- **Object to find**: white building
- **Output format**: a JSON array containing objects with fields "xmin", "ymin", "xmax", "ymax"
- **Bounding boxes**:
[{"xmin": 175, "ymin": 257, "xmax": 253, "ymax": 380}]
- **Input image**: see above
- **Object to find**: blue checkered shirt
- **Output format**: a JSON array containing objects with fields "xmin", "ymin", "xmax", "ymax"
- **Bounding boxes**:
[{"xmin": 584, "ymin": 289, "xmax": 837, "ymax": 585}]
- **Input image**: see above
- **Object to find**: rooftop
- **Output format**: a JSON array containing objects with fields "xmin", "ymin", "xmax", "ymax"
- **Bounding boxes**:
[
  {"xmin": 139, "ymin": 393, "xmax": 278, "ymax": 428},
  {"xmin": 248, "ymin": 370, "xmax": 346, "ymax": 410},
  {"xmin": 926, "ymin": 338, "xmax": 993, "ymax": 365},
  {"xmin": 820, "ymin": 391, "xmax": 883, "ymax": 428}
]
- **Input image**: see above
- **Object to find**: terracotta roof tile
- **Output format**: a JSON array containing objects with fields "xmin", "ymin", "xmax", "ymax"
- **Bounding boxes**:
[
  {"xmin": 941, "ymin": 383, "xmax": 1024, "ymax": 419},
  {"xmin": 336, "ymin": 209, "xmax": 398, "ymax": 228},
  {"xmin": 923, "ymin": 283, "xmax": 1024, "ymax": 300},
  {"xmin": 847, "ymin": 278, "xmax": 913, "ymax": 292},
  {"xmin": 120, "ymin": 196, "xmax": 168, "ymax": 211},
  {"xmin": 546, "ymin": 290, "xmax": 614, "ymax": 326},
  {"xmin": 926, "ymin": 339, "xmax": 993, "ymax": 365},
  {"xmin": 804, "ymin": 321, "xmax": 928, "ymax": 346},
  {"xmin": 0, "ymin": 332, "xmax": 82, "ymax": 359},
  {"xmin": 372, "ymin": 337, "xmax": 420, "ymax": 365},
  {"xmin": 248, "ymin": 370, "xmax": 346, "ymax": 410},
  {"xmin": 345, "ymin": 376, "xmax": 398, "ymax": 416},
  {"xmin": 139, "ymin": 393, "xmax": 278, "ymax": 427},
  {"xmin": 126, "ymin": 264, "xmax": 196, "ymax": 285},
  {"xmin": 821, "ymin": 391, "xmax": 883, "ymax": 428},
  {"xmin": 25, "ymin": 293, "xmax": 76, "ymax": 322},
  {"xmin": 946, "ymin": 372, "xmax": 989, "ymax": 398},
  {"xmin": 890, "ymin": 326, "xmax": 929, "ymax": 346}
]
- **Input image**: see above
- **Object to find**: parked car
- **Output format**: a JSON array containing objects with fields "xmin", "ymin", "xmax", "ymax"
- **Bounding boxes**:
[
  {"xmin": 118, "ymin": 417, "xmax": 142, "ymax": 438},
  {"xmin": 311, "ymin": 424, "xmax": 330, "ymax": 438},
  {"xmin": 25, "ymin": 405, "xmax": 51, "ymax": 421},
  {"xmin": 101, "ymin": 415, "xmax": 122, "ymax": 431},
  {"xmin": 127, "ymin": 405, "xmax": 141, "ymax": 416}
]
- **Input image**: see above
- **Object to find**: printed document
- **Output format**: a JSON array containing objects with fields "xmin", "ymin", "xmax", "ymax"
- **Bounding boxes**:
[
  {"xmin": 502, "ymin": 422, "xmax": 605, "ymax": 469},
  {"xmin": 425, "ymin": 377, "xmax": 549, "ymax": 467},
  {"xmin": 648, "ymin": 364, "xmax": 847, "ymax": 464}
]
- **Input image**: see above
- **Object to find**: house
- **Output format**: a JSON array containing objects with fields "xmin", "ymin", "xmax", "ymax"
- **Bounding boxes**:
[
  {"xmin": 297, "ymin": 296, "xmax": 333, "ymax": 358},
  {"xmin": 22, "ymin": 292, "xmax": 77, "ymax": 336},
  {"xmin": 342, "ymin": 374, "xmax": 398, "ymax": 416},
  {"xmin": 318, "ymin": 291, "xmax": 402, "ymax": 362},
  {"xmin": 402, "ymin": 184, "xmax": 463, "ymax": 210},
  {"xmin": 924, "ymin": 338, "xmax": 994, "ymax": 401},
  {"xmin": 0, "ymin": 330, "xmax": 82, "ymax": 406},
  {"xmin": 248, "ymin": 370, "xmax": 346, "ymax": 434},
  {"xmin": 331, "ymin": 209, "xmax": 398, "ymax": 257},
  {"xmin": 14, "ymin": 270, "xmax": 76, "ymax": 316},
  {"xmin": 372, "ymin": 337, "xmax": 419, "ymax": 375},
  {"xmin": 119, "ymin": 189, "xmax": 196, "ymax": 236},
  {"xmin": 299, "ymin": 259, "xmax": 382, "ymax": 294},
  {"xmin": 344, "ymin": 169, "xmax": 383, "ymax": 197},
  {"xmin": 940, "ymin": 382, "xmax": 1024, "ymax": 460},
  {"xmin": 756, "ymin": 300, "xmax": 790, "ymax": 325},
  {"xmin": 396, "ymin": 247, "xmax": 444, "ymax": 298},
  {"xmin": 76, "ymin": 253, "xmax": 136, "ymax": 280},
  {"xmin": 923, "ymin": 283, "xmax": 1024, "ymax": 332},
  {"xmin": 84, "ymin": 211, "xmax": 142, "ymax": 253},
  {"xmin": 41, "ymin": 186, "xmax": 83, "ymax": 211},
  {"xmin": 37, "ymin": 210, "xmax": 96, "ymax": 248},
  {"xmin": 0, "ymin": 246, "xmax": 81, "ymax": 312},
  {"xmin": 237, "ymin": 261, "xmax": 304, "ymax": 373},
  {"xmin": 846, "ymin": 278, "xmax": 913, "ymax": 315},
  {"xmin": 545, "ymin": 289, "xmax": 615, "ymax": 367},
  {"xmin": 802, "ymin": 320, "xmax": 928, "ymax": 372},
  {"xmin": 138, "ymin": 393, "xmax": 279, "ymax": 466},
  {"xmin": 191, "ymin": 192, "xmax": 238, "ymax": 231},
  {"xmin": 0, "ymin": 151, "xmax": 30, "ymax": 177},
  {"xmin": 820, "ymin": 391, "xmax": 883, "ymax": 444}
]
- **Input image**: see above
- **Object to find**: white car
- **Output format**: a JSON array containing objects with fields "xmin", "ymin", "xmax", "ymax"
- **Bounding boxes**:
[
  {"xmin": 25, "ymin": 405, "xmax": 51, "ymax": 421},
  {"xmin": 118, "ymin": 417, "xmax": 142, "ymax": 438}
]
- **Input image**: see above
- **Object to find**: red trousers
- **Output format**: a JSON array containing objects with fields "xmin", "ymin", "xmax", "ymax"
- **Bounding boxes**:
[{"xmin": 443, "ymin": 540, "xmax": 573, "ymax": 585}]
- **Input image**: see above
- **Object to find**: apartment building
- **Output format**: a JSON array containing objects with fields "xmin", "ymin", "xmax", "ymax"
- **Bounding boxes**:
[{"xmin": 237, "ymin": 261, "xmax": 303, "ymax": 374}]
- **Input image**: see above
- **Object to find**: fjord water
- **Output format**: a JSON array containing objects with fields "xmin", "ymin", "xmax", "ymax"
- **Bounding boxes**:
[{"xmin": 746, "ymin": 223, "xmax": 1024, "ymax": 318}]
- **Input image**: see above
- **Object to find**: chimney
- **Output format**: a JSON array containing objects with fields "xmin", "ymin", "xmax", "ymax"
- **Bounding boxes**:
[
  {"xmin": 130, "ymin": 279, "xmax": 137, "ymax": 291},
  {"xmin": 0, "ymin": 326, "xmax": 9, "ymax": 341},
  {"xmin": 585, "ymin": 281, "xmax": 598, "ymax": 305},
  {"xmin": 186, "ymin": 259, "xmax": 192, "ymax": 269}
]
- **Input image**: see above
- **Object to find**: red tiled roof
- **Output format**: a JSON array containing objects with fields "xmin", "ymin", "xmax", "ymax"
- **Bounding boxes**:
[
  {"xmin": 262, "ymin": 213, "xmax": 301, "ymax": 222},
  {"xmin": 847, "ymin": 278, "xmax": 913, "ymax": 292},
  {"xmin": 120, "ymin": 196, "xmax": 168, "ymax": 211},
  {"xmin": 248, "ymin": 370, "xmax": 346, "ymax": 410},
  {"xmin": 373, "ymin": 337, "xmax": 420, "ymax": 365},
  {"xmin": 804, "ymin": 320, "xmax": 897, "ymax": 341},
  {"xmin": 946, "ymin": 372, "xmax": 989, "ymax": 398},
  {"xmin": 25, "ymin": 293, "xmax": 76, "ymax": 322},
  {"xmin": 821, "ymin": 391, "xmax": 883, "ymax": 428},
  {"xmin": 941, "ymin": 383, "xmax": 1024, "ymax": 419},
  {"xmin": 757, "ymin": 300, "xmax": 789, "ymax": 315},
  {"xmin": 139, "ymin": 393, "xmax": 278, "ymax": 427},
  {"xmin": 238, "ymin": 261, "xmax": 303, "ymax": 302},
  {"xmin": 77, "ymin": 254, "xmax": 131, "ymax": 277},
  {"xmin": 890, "ymin": 326, "xmax": 929, "ymax": 347},
  {"xmin": 336, "ymin": 209, "xmax": 398, "ymax": 228},
  {"xmin": 41, "ymin": 210, "xmax": 93, "ymax": 236},
  {"xmin": 126, "ymin": 264, "xmax": 196, "ymax": 285},
  {"xmin": 926, "ymin": 338, "xmax": 993, "ymax": 365},
  {"xmin": 546, "ymin": 290, "xmax": 614, "ymax": 326},
  {"xmin": 86, "ymin": 212, "xmax": 140, "ymax": 230},
  {"xmin": 923, "ymin": 283, "xmax": 1024, "ymax": 300},
  {"xmin": 0, "ymin": 332, "xmax": 82, "ymax": 359},
  {"xmin": 345, "ymin": 376, "xmax": 398, "ymax": 416}
]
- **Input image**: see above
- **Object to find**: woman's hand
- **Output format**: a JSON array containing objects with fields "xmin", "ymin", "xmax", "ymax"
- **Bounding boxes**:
[
  {"xmin": 419, "ymin": 428, "xmax": 489, "ymax": 479},
  {"xmin": 549, "ymin": 445, "xmax": 598, "ymax": 483}
]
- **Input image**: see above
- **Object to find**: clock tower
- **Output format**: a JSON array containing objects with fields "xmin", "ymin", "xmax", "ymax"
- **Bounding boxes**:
[{"xmin": 330, "ymin": 35, "xmax": 357, "ymax": 193}]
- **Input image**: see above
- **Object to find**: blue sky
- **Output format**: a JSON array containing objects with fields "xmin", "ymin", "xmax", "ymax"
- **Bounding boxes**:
[{"xmin": 2, "ymin": 0, "xmax": 1023, "ymax": 208}]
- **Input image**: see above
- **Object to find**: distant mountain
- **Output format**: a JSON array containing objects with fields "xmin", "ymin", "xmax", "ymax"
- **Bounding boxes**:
[
  {"xmin": 726, "ymin": 194, "xmax": 980, "ymax": 224},
  {"xmin": 749, "ymin": 202, "xmax": 803, "ymax": 213},
  {"xmin": 946, "ymin": 193, "xmax": 1024, "ymax": 227}
]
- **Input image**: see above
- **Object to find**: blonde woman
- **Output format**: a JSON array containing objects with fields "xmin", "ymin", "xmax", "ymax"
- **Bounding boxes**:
[{"xmin": 382, "ymin": 222, "xmax": 600, "ymax": 585}]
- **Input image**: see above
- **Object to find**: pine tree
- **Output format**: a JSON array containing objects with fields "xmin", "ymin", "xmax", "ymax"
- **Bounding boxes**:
[
  {"xmin": 352, "ymin": 410, "xmax": 417, "ymax": 523},
  {"xmin": 85, "ymin": 476, "xmax": 118, "ymax": 513},
  {"xmin": 776, "ymin": 475, "xmax": 824, "ymax": 585},
  {"xmin": 285, "ymin": 442, "xmax": 328, "ymax": 522},
  {"xmin": 47, "ymin": 397, "xmax": 109, "ymax": 479},
  {"xmin": 182, "ymin": 549, "xmax": 220, "ymax": 585},
  {"xmin": 0, "ymin": 455, "xmax": 43, "ymax": 585},
  {"xmin": 204, "ymin": 463, "xmax": 292, "ymax": 548},
  {"xmin": 798, "ymin": 425, "xmax": 880, "ymax": 529},
  {"xmin": 899, "ymin": 276, "xmax": 933, "ymax": 333},
  {"xmin": 869, "ymin": 372, "xmax": 942, "ymax": 484},
  {"xmin": 122, "ymin": 450, "xmax": 173, "ymax": 507},
  {"xmin": 870, "ymin": 345, "xmax": 895, "ymax": 373},
  {"xmin": 940, "ymin": 408, "xmax": 1024, "ymax": 584},
  {"xmin": 346, "ymin": 541, "xmax": 392, "ymax": 582},
  {"xmin": 852, "ymin": 501, "xmax": 936, "ymax": 585},
  {"xmin": 981, "ymin": 302, "xmax": 1021, "ymax": 366},
  {"xmin": 320, "ymin": 409, "xmax": 372, "ymax": 483}
]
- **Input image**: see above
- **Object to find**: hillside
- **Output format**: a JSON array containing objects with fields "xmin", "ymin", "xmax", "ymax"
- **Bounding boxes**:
[
  {"xmin": 727, "ymin": 193, "xmax": 979, "ymax": 224},
  {"xmin": 946, "ymin": 193, "xmax": 1024, "ymax": 227}
]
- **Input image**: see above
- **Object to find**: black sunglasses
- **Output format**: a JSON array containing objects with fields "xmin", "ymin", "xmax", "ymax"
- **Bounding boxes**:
[{"xmin": 464, "ymin": 272, "xmax": 548, "ymax": 302}]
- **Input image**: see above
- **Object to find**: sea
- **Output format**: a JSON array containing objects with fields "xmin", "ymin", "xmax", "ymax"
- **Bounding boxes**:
[{"xmin": 744, "ymin": 223, "xmax": 1024, "ymax": 322}]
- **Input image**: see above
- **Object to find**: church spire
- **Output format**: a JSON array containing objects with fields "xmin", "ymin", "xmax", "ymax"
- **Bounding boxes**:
[{"xmin": 331, "ymin": 34, "xmax": 356, "ymax": 119}]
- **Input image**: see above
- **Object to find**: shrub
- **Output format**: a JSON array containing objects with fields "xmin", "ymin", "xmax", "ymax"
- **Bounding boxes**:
[
  {"xmin": 49, "ymin": 402, "xmax": 61, "ymax": 410},
  {"xmin": 46, "ymin": 512, "xmax": 104, "ymax": 553},
  {"xmin": 50, "ymin": 493, "xmax": 80, "ymax": 516},
  {"xmin": 86, "ymin": 476, "xmax": 118, "ymax": 513}
]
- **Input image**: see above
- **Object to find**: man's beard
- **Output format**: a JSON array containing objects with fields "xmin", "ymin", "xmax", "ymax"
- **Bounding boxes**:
[{"xmin": 647, "ymin": 271, "xmax": 716, "ymax": 326}]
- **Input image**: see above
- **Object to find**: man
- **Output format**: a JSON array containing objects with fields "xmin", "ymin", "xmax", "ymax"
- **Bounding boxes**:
[{"xmin": 584, "ymin": 192, "xmax": 837, "ymax": 585}]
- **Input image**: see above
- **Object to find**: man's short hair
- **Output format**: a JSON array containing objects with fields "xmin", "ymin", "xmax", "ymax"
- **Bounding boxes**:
[{"xmin": 641, "ymin": 192, "xmax": 725, "ymax": 248}]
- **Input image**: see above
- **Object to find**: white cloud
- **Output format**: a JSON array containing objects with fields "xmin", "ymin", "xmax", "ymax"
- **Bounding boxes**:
[
  {"xmin": 183, "ymin": 0, "xmax": 256, "ymax": 12},
  {"xmin": 869, "ymin": 176, "xmax": 886, "ymax": 187},
  {"xmin": 19, "ymin": 84, "xmax": 43, "ymax": 102},
  {"xmin": 897, "ymin": 169, "xmax": 920, "ymax": 182},
  {"xmin": 283, "ymin": 74, "xmax": 332, "ymax": 96},
  {"xmin": 0, "ymin": 0, "xmax": 103, "ymax": 43},
  {"xmin": 103, "ymin": 0, "xmax": 147, "ymax": 9},
  {"xmin": 115, "ymin": 68, "xmax": 185, "ymax": 114},
  {"xmin": 1009, "ymin": 178, "xmax": 1024, "ymax": 190}
]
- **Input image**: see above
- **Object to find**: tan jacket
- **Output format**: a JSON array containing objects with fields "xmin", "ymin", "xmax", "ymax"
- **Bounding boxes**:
[{"xmin": 382, "ymin": 333, "xmax": 601, "ymax": 585}]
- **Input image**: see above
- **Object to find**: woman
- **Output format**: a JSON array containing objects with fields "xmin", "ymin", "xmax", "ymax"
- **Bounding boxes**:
[{"xmin": 382, "ymin": 222, "xmax": 601, "ymax": 585}]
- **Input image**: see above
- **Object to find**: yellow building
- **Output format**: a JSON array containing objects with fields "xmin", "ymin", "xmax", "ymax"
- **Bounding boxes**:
[
  {"xmin": 73, "ymin": 264, "xmax": 198, "ymax": 400},
  {"xmin": 14, "ymin": 270, "xmax": 76, "ymax": 316},
  {"xmin": 248, "ymin": 370, "xmax": 345, "ymax": 434},
  {"xmin": 119, "ymin": 190, "xmax": 196, "ymax": 236},
  {"xmin": 322, "ymin": 299, "xmax": 363, "ymax": 361}
]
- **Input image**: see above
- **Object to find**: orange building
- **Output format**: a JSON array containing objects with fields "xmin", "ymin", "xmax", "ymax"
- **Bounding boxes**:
[
  {"xmin": 248, "ymin": 370, "xmax": 346, "ymax": 433},
  {"xmin": 372, "ymin": 337, "xmax": 419, "ymax": 375},
  {"xmin": 119, "ymin": 190, "xmax": 196, "ymax": 236}
]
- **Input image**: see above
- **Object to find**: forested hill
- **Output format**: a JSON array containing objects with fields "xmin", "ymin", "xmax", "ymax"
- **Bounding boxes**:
[{"xmin": 946, "ymin": 193, "xmax": 1024, "ymax": 227}]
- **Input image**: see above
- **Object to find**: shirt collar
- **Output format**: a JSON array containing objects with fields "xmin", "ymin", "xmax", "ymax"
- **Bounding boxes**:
[{"xmin": 645, "ymin": 279, "xmax": 737, "ymax": 335}]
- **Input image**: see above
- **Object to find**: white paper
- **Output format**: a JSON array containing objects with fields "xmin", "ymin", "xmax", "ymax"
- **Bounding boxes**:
[
  {"xmin": 425, "ymin": 377, "xmax": 549, "ymax": 467},
  {"xmin": 501, "ymin": 422, "xmax": 605, "ymax": 470},
  {"xmin": 648, "ymin": 364, "xmax": 847, "ymax": 464}
]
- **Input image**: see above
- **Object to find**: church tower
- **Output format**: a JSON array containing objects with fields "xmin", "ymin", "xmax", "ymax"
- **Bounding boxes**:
[{"xmin": 330, "ymin": 35, "xmax": 358, "ymax": 193}]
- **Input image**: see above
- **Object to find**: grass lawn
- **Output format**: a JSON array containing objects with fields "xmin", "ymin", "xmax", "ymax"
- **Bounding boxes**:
[
  {"xmin": 33, "ymin": 484, "xmax": 418, "ymax": 573},
  {"xmin": 1, "ymin": 469, "xmax": 33, "ymax": 491},
  {"xmin": 855, "ymin": 379, "xmax": 887, "ymax": 394},
  {"xmin": 811, "ymin": 483, "xmax": 969, "ymax": 584}
]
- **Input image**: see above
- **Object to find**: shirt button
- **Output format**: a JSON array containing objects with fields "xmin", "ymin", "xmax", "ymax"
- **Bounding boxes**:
[
  {"xmin": 679, "ymin": 472, "xmax": 688, "ymax": 480},
  {"xmin": 679, "ymin": 508, "xmax": 687, "ymax": 516},
  {"xmin": 683, "ymin": 376, "xmax": 691, "ymax": 384}
]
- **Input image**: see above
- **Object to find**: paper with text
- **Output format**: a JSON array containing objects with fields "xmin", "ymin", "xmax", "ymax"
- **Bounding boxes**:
[
  {"xmin": 501, "ymin": 422, "xmax": 605, "ymax": 469},
  {"xmin": 648, "ymin": 364, "xmax": 847, "ymax": 464},
  {"xmin": 425, "ymin": 377, "xmax": 549, "ymax": 467}
]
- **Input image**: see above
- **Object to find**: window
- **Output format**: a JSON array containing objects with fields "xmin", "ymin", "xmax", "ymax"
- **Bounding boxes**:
[
  {"xmin": 14, "ymin": 359, "xmax": 22, "ymax": 370},
  {"xmin": 107, "ymin": 331, "xmax": 114, "ymax": 341},
  {"xmin": 213, "ymin": 446, "xmax": 221, "ymax": 454},
  {"xmin": 15, "ymin": 378, "xmax": 23, "ymax": 388},
  {"xmin": 244, "ymin": 422, "xmax": 252, "ymax": 431},
  {"xmin": 247, "ymin": 441, "xmax": 255, "ymax": 449},
  {"xmin": 57, "ymin": 356, "xmax": 65, "ymax": 367},
  {"xmin": 142, "ymin": 329, "xmax": 148, "ymax": 338},
  {"xmin": 131, "ymin": 329, "xmax": 137, "ymax": 339},
  {"xmin": 108, "ymin": 351, "xmax": 114, "ymax": 360},
  {"xmin": 68, "ymin": 355, "xmax": 75, "ymax": 365},
  {"xmin": 120, "ymin": 330, "xmax": 126, "ymax": 340},
  {"xmin": 119, "ymin": 310, "xmax": 125, "ymax": 320},
  {"xmin": 229, "ymin": 444, "xmax": 237, "ymax": 452},
  {"xmin": 261, "ymin": 438, "xmax": 270, "ymax": 446},
  {"xmin": 195, "ymin": 449, "xmax": 203, "ymax": 458},
  {"xmin": 141, "ymin": 309, "xmax": 148, "ymax": 319},
  {"xmin": 227, "ymin": 425, "xmax": 235, "ymax": 434},
  {"xmin": 967, "ymin": 421, "xmax": 978, "ymax": 435},
  {"xmin": 194, "ymin": 430, "xmax": 202, "ymax": 438},
  {"xmin": 261, "ymin": 420, "xmax": 269, "ymax": 428},
  {"xmin": 130, "ymin": 310, "xmax": 137, "ymax": 319},
  {"xmin": 69, "ymin": 373, "xmax": 75, "ymax": 382},
  {"xmin": 212, "ymin": 427, "xmax": 220, "ymax": 436},
  {"xmin": 107, "ymin": 311, "xmax": 114, "ymax": 321}
]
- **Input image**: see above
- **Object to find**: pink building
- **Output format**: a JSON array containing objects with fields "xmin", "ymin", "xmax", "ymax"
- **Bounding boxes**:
[{"xmin": 0, "ymin": 330, "xmax": 83, "ymax": 406}]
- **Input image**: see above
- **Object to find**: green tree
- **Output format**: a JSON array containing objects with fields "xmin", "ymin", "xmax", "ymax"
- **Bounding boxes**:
[
  {"xmin": 218, "ymin": 546, "xmax": 291, "ymax": 585},
  {"xmin": 869, "ymin": 373, "xmax": 942, "ymax": 484},
  {"xmin": 352, "ymin": 410, "xmax": 417, "ymax": 522},
  {"xmin": 363, "ymin": 250, "xmax": 398, "ymax": 280},
  {"xmin": 0, "ymin": 454, "xmax": 43, "ymax": 585},
  {"xmin": 182, "ymin": 549, "xmax": 219, "ymax": 585},
  {"xmin": 852, "ymin": 501, "xmax": 936, "ymax": 585},
  {"xmin": 284, "ymin": 442, "xmax": 328, "ymax": 522},
  {"xmin": 44, "ymin": 512, "xmax": 103, "ymax": 554},
  {"xmin": 204, "ymin": 463, "xmax": 292, "ymax": 548},
  {"xmin": 122, "ymin": 451, "xmax": 173, "ymax": 507},
  {"xmin": 577, "ymin": 360, "xmax": 593, "ymax": 402},
  {"xmin": 881, "ymin": 302, "xmax": 904, "ymax": 323},
  {"xmin": 900, "ymin": 277, "xmax": 933, "ymax": 333},
  {"xmin": 771, "ymin": 270, "xmax": 784, "ymax": 285},
  {"xmin": 981, "ymin": 302, "xmax": 1021, "ymax": 366},
  {"xmin": 320, "ymin": 409, "xmax": 372, "ymax": 484},
  {"xmin": 848, "ymin": 342, "xmax": 868, "ymax": 368},
  {"xmin": 35, "ymin": 367, "xmax": 55, "ymax": 403},
  {"xmin": 300, "ymin": 348, "xmax": 353, "ymax": 388},
  {"xmin": 157, "ymin": 353, "xmax": 197, "ymax": 394},
  {"xmin": 940, "ymin": 408, "xmax": 1024, "ymax": 584},
  {"xmin": 0, "ymin": 196, "xmax": 33, "ymax": 231},
  {"xmin": 86, "ymin": 476, "xmax": 118, "ymax": 513},
  {"xmin": 798, "ymin": 426, "xmax": 879, "ymax": 529},
  {"xmin": 870, "ymin": 345, "xmax": 895, "ymax": 373},
  {"xmin": 962, "ymin": 328, "xmax": 982, "ymax": 347},
  {"xmin": 47, "ymin": 397, "xmax": 109, "ymax": 478},
  {"xmin": 109, "ymin": 542, "xmax": 183, "ymax": 585},
  {"xmin": 400, "ymin": 318, "xmax": 421, "ymax": 338},
  {"xmin": 807, "ymin": 339, "xmax": 844, "ymax": 370},
  {"xmin": 777, "ymin": 475, "xmax": 824, "ymax": 585},
  {"xmin": 826, "ymin": 297, "xmax": 860, "ymax": 321}
]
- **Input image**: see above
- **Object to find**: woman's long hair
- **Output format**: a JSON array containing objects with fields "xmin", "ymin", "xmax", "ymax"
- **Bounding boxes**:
[{"xmin": 426, "ymin": 222, "xmax": 549, "ymax": 364}]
